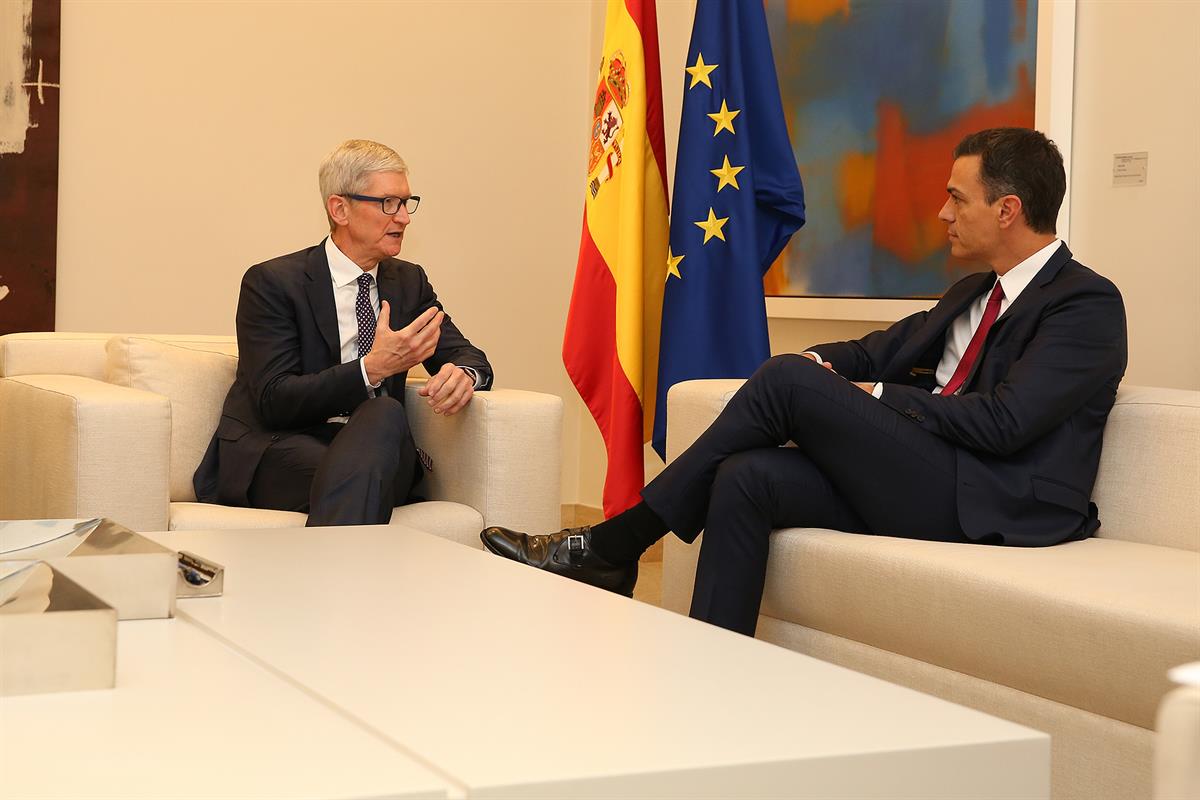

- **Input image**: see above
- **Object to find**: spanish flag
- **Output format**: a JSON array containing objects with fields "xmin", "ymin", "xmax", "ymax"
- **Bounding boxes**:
[{"xmin": 563, "ymin": 0, "xmax": 670, "ymax": 518}]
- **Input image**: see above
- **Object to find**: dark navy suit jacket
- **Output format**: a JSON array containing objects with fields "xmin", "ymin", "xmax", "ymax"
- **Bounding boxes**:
[
  {"xmin": 813, "ymin": 243, "xmax": 1127, "ymax": 546},
  {"xmin": 193, "ymin": 242, "xmax": 492, "ymax": 507}
]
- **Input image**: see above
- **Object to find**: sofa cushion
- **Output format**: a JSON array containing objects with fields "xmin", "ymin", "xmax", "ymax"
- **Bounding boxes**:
[
  {"xmin": 0, "ymin": 332, "xmax": 112, "ymax": 379},
  {"xmin": 1093, "ymin": 385, "xmax": 1200, "ymax": 551},
  {"xmin": 170, "ymin": 502, "xmax": 307, "ymax": 530},
  {"xmin": 388, "ymin": 501, "xmax": 485, "ymax": 549},
  {"xmin": 106, "ymin": 337, "xmax": 238, "ymax": 503},
  {"xmin": 760, "ymin": 529, "xmax": 1200, "ymax": 730},
  {"xmin": 170, "ymin": 500, "xmax": 484, "ymax": 550}
]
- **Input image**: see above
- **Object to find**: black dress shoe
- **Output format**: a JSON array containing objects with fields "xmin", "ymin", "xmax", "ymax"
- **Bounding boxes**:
[{"xmin": 480, "ymin": 526, "xmax": 638, "ymax": 597}]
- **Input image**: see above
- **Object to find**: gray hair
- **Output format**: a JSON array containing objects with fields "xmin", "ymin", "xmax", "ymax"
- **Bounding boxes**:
[{"xmin": 318, "ymin": 139, "xmax": 408, "ymax": 229}]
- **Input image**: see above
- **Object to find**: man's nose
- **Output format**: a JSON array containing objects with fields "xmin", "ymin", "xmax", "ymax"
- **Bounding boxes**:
[{"xmin": 937, "ymin": 199, "xmax": 953, "ymax": 222}]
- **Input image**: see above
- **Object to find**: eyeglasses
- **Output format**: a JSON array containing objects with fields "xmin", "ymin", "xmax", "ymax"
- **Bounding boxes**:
[{"xmin": 343, "ymin": 194, "xmax": 421, "ymax": 216}]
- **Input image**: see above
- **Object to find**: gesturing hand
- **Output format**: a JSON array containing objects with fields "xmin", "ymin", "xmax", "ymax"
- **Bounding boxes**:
[
  {"xmin": 418, "ymin": 362, "xmax": 475, "ymax": 416},
  {"xmin": 363, "ymin": 302, "xmax": 444, "ymax": 385}
]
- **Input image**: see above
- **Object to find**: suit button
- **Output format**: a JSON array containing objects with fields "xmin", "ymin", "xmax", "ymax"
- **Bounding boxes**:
[
  {"xmin": 270, "ymin": 434, "xmax": 279, "ymax": 442},
  {"xmin": 917, "ymin": 415, "xmax": 926, "ymax": 422}
]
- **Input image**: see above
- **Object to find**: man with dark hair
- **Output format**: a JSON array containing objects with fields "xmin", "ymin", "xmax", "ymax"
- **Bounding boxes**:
[
  {"xmin": 483, "ymin": 127, "xmax": 1127, "ymax": 636},
  {"xmin": 953, "ymin": 127, "xmax": 1066, "ymax": 234}
]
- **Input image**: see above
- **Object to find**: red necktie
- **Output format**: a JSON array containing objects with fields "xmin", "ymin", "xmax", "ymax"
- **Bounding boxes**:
[{"xmin": 941, "ymin": 281, "xmax": 1004, "ymax": 396}]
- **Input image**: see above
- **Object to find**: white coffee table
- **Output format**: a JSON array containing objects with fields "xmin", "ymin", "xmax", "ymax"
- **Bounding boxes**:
[
  {"xmin": 149, "ymin": 524, "xmax": 1049, "ymax": 799},
  {"xmin": 0, "ymin": 616, "xmax": 451, "ymax": 799}
]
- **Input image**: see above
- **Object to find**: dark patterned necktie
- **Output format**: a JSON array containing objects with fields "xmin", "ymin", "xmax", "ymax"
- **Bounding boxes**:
[{"xmin": 355, "ymin": 273, "xmax": 376, "ymax": 357}]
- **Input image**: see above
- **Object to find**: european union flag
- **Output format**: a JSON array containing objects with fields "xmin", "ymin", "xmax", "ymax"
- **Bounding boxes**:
[{"xmin": 651, "ymin": 0, "xmax": 806, "ymax": 458}]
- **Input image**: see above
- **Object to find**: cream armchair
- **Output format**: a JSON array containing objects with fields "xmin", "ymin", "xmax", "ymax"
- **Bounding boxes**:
[{"xmin": 0, "ymin": 332, "xmax": 562, "ymax": 547}]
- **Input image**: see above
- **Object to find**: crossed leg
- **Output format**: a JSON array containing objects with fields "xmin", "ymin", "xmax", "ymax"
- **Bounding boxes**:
[{"xmin": 643, "ymin": 354, "xmax": 968, "ymax": 635}]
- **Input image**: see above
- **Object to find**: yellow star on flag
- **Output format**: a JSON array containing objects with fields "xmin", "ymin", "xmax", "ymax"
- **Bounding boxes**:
[
  {"xmin": 694, "ymin": 208, "xmax": 730, "ymax": 244},
  {"xmin": 710, "ymin": 155, "xmax": 745, "ymax": 192},
  {"xmin": 665, "ymin": 249, "xmax": 685, "ymax": 280},
  {"xmin": 685, "ymin": 53, "xmax": 718, "ymax": 90},
  {"xmin": 708, "ymin": 99, "xmax": 741, "ymax": 136}
]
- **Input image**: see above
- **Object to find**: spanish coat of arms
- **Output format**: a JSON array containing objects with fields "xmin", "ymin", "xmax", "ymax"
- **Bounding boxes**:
[{"xmin": 587, "ymin": 51, "xmax": 631, "ymax": 199}]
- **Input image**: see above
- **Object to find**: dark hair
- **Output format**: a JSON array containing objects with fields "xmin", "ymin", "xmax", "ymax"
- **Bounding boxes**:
[{"xmin": 953, "ymin": 128, "xmax": 1065, "ymax": 234}]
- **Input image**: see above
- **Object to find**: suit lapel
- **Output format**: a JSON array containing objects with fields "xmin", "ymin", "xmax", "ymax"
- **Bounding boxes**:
[
  {"xmin": 303, "ymin": 243, "xmax": 341, "ymax": 361},
  {"xmin": 882, "ymin": 271, "xmax": 994, "ymax": 382},
  {"xmin": 962, "ymin": 243, "xmax": 1073, "ymax": 388},
  {"xmin": 992, "ymin": 242, "xmax": 1072, "ymax": 328},
  {"xmin": 375, "ymin": 260, "xmax": 403, "ymax": 330},
  {"xmin": 375, "ymin": 260, "xmax": 405, "ymax": 396}
]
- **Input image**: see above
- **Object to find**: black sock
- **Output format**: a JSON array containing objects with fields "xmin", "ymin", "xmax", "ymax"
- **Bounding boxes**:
[{"xmin": 586, "ymin": 501, "xmax": 669, "ymax": 564}]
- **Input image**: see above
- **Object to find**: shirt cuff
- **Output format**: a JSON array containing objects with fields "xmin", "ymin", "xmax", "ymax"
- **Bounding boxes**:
[
  {"xmin": 871, "ymin": 382, "xmax": 883, "ymax": 399},
  {"xmin": 803, "ymin": 350, "xmax": 822, "ymax": 364},
  {"xmin": 459, "ymin": 365, "xmax": 482, "ymax": 389},
  {"xmin": 360, "ymin": 358, "xmax": 383, "ymax": 390}
]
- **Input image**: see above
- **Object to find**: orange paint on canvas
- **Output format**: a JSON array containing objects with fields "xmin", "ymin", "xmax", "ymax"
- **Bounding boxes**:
[
  {"xmin": 837, "ymin": 151, "xmax": 876, "ymax": 229},
  {"xmin": 872, "ymin": 67, "xmax": 1035, "ymax": 265},
  {"xmin": 785, "ymin": 0, "xmax": 849, "ymax": 25},
  {"xmin": 763, "ymin": 250, "xmax": 789, "ymax": 295}
]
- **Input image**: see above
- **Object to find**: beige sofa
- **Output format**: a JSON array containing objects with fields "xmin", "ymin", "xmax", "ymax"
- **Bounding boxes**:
[
  {"xmin": 0, "ymin": 332, "xmax": 563, "ymax": 547},
  {"xmin": 661, "ymin": 379, "xmax": 1200, "ymax": 800}
]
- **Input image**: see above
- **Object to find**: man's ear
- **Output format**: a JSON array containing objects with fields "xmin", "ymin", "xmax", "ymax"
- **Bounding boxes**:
[
  {"xmin": 996, "ymin": 195, "xmax": 1023, "ymax": 229},
  {"xmin": 326, "ymin": 195, "xmax": 350, "ymax": 228}
]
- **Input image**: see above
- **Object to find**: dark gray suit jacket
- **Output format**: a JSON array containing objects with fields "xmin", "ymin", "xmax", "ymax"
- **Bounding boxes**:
[
  {"xmin": 813, "ymin": 243, "xmax": 1127, "ymax": 546},
  {"xmin": 193, "ymin": 241, "xmax": 492, "ymax": 506}
]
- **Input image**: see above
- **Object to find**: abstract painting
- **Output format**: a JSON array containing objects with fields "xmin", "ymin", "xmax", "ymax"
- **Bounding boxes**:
[
  {"xmin": 764, "ymin": 0, "xmax": 1037, "ymax": 299},
  {"xmin": 1, "ymin": 0, "xmax": 60, "ymax": 333}
]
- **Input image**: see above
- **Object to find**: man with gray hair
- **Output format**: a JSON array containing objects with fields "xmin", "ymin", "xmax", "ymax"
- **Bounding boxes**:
[{"xmin": 194, "ymin": 139, "xmax": 492, "ymax": 525}]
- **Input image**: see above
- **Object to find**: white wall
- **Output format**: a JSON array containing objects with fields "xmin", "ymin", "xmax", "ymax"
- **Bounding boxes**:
[{"xmin": 48, "ymin": 0, "xmax": 1200, "ymax": 510}]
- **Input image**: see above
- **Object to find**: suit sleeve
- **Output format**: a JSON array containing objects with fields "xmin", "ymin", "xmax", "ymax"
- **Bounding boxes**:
[
  {"xmin": 808, "ymin": 310, "xmax": 931, "ymax": 382},
  {"xmin": 237, "ymin": 265, "xmax": 368, "ymax": 429},
  {"xmin": 410, "ymin": 266, "xmax": 494, "ymax": 390},
  {"xmin": 878, "ymin": 280, "xmax": 1127, "ymax": 456}
]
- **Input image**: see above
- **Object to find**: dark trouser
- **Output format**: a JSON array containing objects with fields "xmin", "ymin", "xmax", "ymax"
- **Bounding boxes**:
[
  {"xmin": 642, "ymin": 355, "xmax": 972, "ymax": 636},
  {"xmin": 247, "ymin": 396, "xmax": 421, "ymax": 527}
]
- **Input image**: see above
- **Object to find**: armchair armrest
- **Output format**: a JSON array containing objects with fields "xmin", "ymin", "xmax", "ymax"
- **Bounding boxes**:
[
  {"xmin": 404, "ymin": 384, "xmax": 563, "ymax": 534},
  {"xmin": 661, "ymin": 379, "xmax": 744, "ymax": 615},
  {"xmin": 0, "ymin": 375, "xmax": 171, "ymax": 531},
  {"xmin": 1156, "ymin": 681, "xmax": 1200, "ymax": 800}
]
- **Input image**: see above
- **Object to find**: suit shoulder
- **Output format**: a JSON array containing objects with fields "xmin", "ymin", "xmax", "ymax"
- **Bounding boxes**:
[
  {"xmin": 381, "ymin": 257, "xmax": 425, "ymax": 274},
  {"xmin": 1055, "ymin": 258, "xmax": 1123, "ymax": 300},
  {"xmin": 243, "ymin": 245, "xmax": 321, "ymax": 283},
  {"xmin": 380, "ymin": 257, "xmax": 432, "ymax": 284},
  {"xmin": 938, "ymin": 270, "xmax": 993, "ymax": 303}
]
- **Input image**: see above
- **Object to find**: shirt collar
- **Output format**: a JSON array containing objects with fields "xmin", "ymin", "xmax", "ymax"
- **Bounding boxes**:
[
  {"xmin": 996, "ymin": 238, "xmax": 1061, "ymax": 302},
  {"xmin": 324, "ymin": 236, "xmax": 378, "ymax": 289}
]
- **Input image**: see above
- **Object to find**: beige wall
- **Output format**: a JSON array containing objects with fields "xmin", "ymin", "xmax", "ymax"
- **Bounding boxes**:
[
  {"xmin": 49, "ymin": 0, "xmax": 1200, "ymax": 509},
  {"xmin": 1070, "ymin": 0, "xmax": 1200, "ymax": 391},
  {"xmin": 55, "ymin": 0, "xmax": 593, "ymax": 502}
]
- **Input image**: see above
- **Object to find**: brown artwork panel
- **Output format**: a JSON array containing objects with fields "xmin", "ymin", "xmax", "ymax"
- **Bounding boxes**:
[{"xmin": 1, "ymin": 0, "xmax": 61, "ymax": 334}]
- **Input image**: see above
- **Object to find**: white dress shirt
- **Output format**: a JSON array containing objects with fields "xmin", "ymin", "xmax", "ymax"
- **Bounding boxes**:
[
  {"xmin": 324, "ymin": 237, "xmax": 380, "ymax": 389},
  {"xmin": 809, "ymin": 239, "xmax": 1062, "ymax": 398}
]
